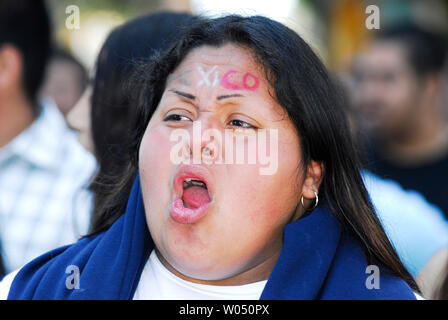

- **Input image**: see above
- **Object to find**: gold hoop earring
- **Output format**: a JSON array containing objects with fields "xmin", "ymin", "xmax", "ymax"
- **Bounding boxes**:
[{"xmin": 300, "ymin": 191, "xmax": 319, "ymax": 212}]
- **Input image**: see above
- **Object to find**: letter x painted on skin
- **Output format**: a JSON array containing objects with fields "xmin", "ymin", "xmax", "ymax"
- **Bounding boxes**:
[{"xmin": 197, "ymin": 66, "xmax": 219, "ymax": 87}]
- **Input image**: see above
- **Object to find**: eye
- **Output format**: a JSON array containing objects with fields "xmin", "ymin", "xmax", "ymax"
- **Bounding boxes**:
[
  {"xmin": 228, "ymin": 119, "xmax": 257, "ymax": 130},
  {"xmin": 163, "ymin": 114, "xmax": 191, "ymax": 122}
]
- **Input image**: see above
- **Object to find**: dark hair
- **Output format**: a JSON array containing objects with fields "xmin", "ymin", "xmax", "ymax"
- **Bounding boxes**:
[
  {"xmin": 376, "ymin": 24, "xmax": 447, "ymax": 78},
  {"xmin": 0, "ymin": 0, "xmax": 51, "ymax": 112},
  {"xmin": 88, "ymin": 12, "xmax": 196, "ymax": 231},
  {"xmin": 88, "ymin": 15, "xmax": 419, "ymax": 292}
]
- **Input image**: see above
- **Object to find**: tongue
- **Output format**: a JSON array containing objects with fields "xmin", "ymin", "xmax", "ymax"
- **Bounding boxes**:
[{"xmin": 182, "ymin": 186, "xmax": 211, "ymax": 209}]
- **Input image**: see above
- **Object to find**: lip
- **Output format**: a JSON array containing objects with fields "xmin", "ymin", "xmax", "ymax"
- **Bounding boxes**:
[
  {"xmin": 170, "ymin": 197, "xmax": 212, "ymax": 224},
  {"xmin": 170, "ymin": 164, "xmax": 215, "ymax": 224}
]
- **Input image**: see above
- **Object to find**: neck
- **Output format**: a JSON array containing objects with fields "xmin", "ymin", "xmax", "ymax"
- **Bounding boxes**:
[
  {"xmin": 0, "ymin": 94, "xmax": 36, "ymax": 148},
  {"xmin": 378, "ymin": 101, "xmax": 448, "ymax": 165}
]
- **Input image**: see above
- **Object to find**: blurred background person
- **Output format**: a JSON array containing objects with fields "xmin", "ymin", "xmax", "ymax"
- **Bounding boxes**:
[
  {"xmin": 363, "ymin": 170, "xmax": 448, "ymax": 299},
  {"xmin": 331, "ymin": 2, "xmax": 448, "ymax": 299},
  {"xmin": 0, "ymin": 0, "xmax": 96, "ymax": 277},
  {"xmin": 440, "ymin": 62, "xmax": 448, "ymax": 123},
  {"xmin": 350, "ymin": 24, "xmax": 448, "ymax": 217},
  {"xmin": 337, "ymin": 75, "xmax": 448, "ymax": 299},
  {"xmin": 39, "ymin": 47, "xmax": 88, "ymax": 118},
  {"xmin": 68, "ymin": 11, "xmax": 196, "ymax": 231}
]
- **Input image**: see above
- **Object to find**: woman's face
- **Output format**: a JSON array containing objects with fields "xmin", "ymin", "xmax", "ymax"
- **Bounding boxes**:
[
  {"xmin": 139, "ymin": 43, "xmax": 318, "ymax": 285},
  {"xmin": 67, "ymin": 85, "xmax": 94, "ymax": 153}
]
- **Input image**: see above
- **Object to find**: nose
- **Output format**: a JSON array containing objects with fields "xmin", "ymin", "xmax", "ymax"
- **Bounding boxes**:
[{"xmin": 185, "ymin": 116, "xmax": 224, "ymax": 165}]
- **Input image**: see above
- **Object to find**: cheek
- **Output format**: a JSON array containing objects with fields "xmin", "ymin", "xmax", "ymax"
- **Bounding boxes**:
[
  {"xmin": 139, "ymin": 126, "xmax": 175, "ymax": 221},
  {"xmin": 139, "ymin": 126, "xmax": 173, "ymax": 177},
  {"xmin": 389, "ymin": 79, "xmax": 416, "ymax": 108},
  {"xmin": 223, "ymin": 138, "xmax": 302, "ymax": 232}
]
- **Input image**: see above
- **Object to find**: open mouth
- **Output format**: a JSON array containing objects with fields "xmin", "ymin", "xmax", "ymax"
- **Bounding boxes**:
[
  {"xmin": 170, "ymin": 165, "xmax": 214, "ymax": 224},
  {"xmin": 182, "ymin": 178, "xmax": 211, "ymax": 209}
]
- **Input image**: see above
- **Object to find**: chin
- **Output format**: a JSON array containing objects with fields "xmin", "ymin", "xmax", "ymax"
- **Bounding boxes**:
[
  {"xmin": 162, "ymin": 240, "xmax": 245, "ymax": 281},
  {"xmin": 170, "ymin": 253, "xmax": 230, "ymax": 280}
]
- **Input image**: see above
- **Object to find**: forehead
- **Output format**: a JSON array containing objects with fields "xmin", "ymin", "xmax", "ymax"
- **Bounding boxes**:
[
  {"xmin": 357, "ymin": 41, "xmax": 409, "ymax": 72},
  {"xmin": 177, "ymin": 44, "xmax": 259, "ymax": 72},
  {"xmin": 167, "ymin": 43, "xmax": 266, "ymax": 88}
]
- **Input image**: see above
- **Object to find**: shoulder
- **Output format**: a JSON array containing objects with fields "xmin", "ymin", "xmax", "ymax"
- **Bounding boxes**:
[
  {"xmin": 362, "ymin": 170, "xmax": 446, "ymax": 223},
  {"xmin": 6, "ymin": 235, "xmax": 100, "ymax": 299},
  {"xmin": 320, "ymin": 233, "xmax": 416, "ymax": 300},
  {"xmin": 362, "ymin": 170, "xmax": 448, "ymax": 276}
]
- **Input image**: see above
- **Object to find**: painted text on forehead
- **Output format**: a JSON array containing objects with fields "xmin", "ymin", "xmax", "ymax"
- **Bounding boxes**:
[{"xmin": 167, "ymin": 65, "xmax": 260, "ymax": 93}]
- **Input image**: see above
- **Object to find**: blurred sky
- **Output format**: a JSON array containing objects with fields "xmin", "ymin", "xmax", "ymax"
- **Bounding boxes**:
[{"xmin": 46, "ymin": 0, "xmax": 448, "ymax": 72}]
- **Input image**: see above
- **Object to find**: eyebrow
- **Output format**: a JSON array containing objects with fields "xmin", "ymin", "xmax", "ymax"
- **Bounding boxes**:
[
  {"xmin": 168, "ymin": 89, "xmax": 244, "ymax": 101},
  {"xmin": 216, "ymin": 94, "xmax": 244, "ymax": 101},
  {"xmin": 169, "ymin": 89, "xmax": 195, "ymax": 100}
]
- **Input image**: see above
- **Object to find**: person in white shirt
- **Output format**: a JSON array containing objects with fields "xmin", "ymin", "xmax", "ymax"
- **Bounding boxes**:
[{"xmin": 0, "ymin": 1, "xmax": 96, "ymax": 275}]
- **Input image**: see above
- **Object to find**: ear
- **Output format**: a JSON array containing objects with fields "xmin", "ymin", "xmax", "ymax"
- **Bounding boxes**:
[
  {"xmin": 0, "ymin": 45, "xmax": 22, "ymax": 91},
  {"xmin": 300, "ymin": 160, "xmax": 323, "ymax": 207}
]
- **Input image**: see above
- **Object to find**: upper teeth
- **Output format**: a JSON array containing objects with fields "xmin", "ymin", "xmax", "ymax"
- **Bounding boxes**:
[{"xmin": 183, "ymin": 178, "xmax": 206, "ymax": 188}]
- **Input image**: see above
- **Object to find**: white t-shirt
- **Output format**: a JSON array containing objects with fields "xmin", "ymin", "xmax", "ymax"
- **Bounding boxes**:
[{"xmin": 133, "ymin": 250, "xmax": 267, "ymax": 300}]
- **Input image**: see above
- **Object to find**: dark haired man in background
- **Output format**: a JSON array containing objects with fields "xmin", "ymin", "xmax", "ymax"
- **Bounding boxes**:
[
  {"xmin": 351, "ymin": 24, "xmax": 448, "ymax": 218},
  {"xmin": 0, "ymin": 1, "xmax": 96, "ymax": 277}
]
